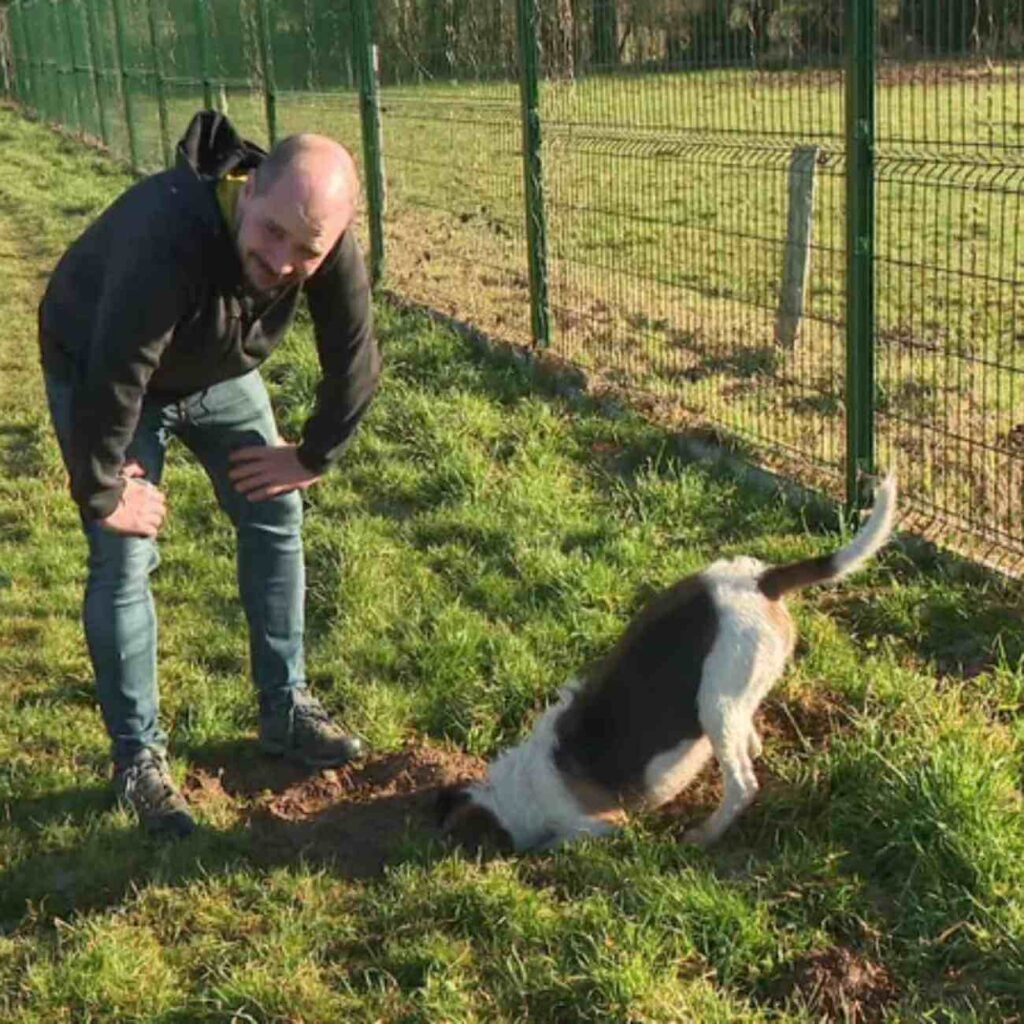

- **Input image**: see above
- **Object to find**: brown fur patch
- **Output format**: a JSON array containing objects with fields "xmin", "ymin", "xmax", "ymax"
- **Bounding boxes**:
[
  {"xmin": 557, "ymin": 769, "xmax": 630, "ymax": 825},
  {"xmin": 758, "ymin": 554, "xmax": 837, "ymax": 600},
  {"xmin": 763, "ymin": 596, "xmax": 797, "ymax": 652}
]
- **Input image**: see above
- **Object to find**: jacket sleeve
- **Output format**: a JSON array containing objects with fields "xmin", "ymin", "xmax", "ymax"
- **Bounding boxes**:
[
  {"xmin": 71, "ymin": 246, "xmax": 195, "ymax": 520},
  {"xmin": 297, "ymin": 230, "xmax": 381, "ymax": 473}
]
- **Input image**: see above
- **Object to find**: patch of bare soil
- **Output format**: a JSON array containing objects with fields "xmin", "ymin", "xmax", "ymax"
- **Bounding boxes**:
[
  {"xmin": 192, "ymin": 741, "xmax": 488, "ymax": 879},
  {"xmin": 878, "ymin": 59, "xmax": 1005, "ymax": 87},
  {"xmin": 767, "ymin": 946, "xmax": 900, "ymax": 1023},
  {"xmin": 758, "ymin": 689, "xmax": 854, "ymax": 752}
]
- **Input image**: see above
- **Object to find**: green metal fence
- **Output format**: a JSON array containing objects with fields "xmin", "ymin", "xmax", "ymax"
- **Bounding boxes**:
[{"xmin": 2, "ymin": 0, "xmax": 1023, "ymax": 572}]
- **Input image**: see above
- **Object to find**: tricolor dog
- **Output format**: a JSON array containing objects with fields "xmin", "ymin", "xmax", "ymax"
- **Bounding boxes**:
[{"xmin": 438, "ymin": 476, "xmax": 896, "ymax": 852}]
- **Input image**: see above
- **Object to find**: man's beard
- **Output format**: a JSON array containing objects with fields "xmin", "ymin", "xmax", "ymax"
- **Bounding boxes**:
[
  {"xmin": 234, "ymin": 221, "xmax": 286, "ymax": 298},
  {"xmin": 241, "ymin": 254, "xmax": 285, "ymax": 298}
]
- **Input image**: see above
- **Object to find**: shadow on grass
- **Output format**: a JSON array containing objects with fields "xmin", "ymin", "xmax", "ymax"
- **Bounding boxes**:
[
  {"xmin": 0, "ymin": 422, "xmax": 48, "ymax": 478},
  {"xmin": 0, "ymin": 740, "xmax": 484, "ymax": 929},
  {"xmin": 818, "ymin": 546, "xmax": 1024, "ymax": 680}
]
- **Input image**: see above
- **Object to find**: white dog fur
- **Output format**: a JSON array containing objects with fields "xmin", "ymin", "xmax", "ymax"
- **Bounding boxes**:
[{"xmin": 438, "ymin": 475, "xmax": 897, "ymax": 853}]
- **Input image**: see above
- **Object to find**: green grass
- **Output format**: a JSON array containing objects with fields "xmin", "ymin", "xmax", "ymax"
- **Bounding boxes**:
[{"xmin": 2, "ymin": 105, "xmax": 1024, "ymax": 1022}]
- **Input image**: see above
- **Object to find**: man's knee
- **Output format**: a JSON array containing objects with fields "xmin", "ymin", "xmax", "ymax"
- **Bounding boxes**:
[
  {"xmin": 239, "ymin": 489, "xmax": 304, "ymax": 535},
  {"xmin": 86, "ymin": 529, "xmax": 160, "ymax": 589}
]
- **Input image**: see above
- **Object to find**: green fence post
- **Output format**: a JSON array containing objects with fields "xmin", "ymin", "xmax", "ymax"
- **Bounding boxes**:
[
  {"xmin": 110, "ymin": 0, "xmax": 140, "ymax": 171},
  {"xmin": 352, "ymin": 0, "xmax": 385, "ymax": 287},
  {"xmin": 84, "ymin": 0, "xmax": 110, "ymax": 147},
  {"xmin": 144, "ymin": 0, "xmax": 170, "ymax": 166},
  {"xmin": 30, "ymin": 1, "xmax": 55, "ymax": 120},
  {"xmin": 22, "ymin": 1, "xmax": 42, "ymax": 115},
  {"xmin": 515, "ymin": 0, "xmax": 551, "ymax": 349},
  {"xmin": 48, "ymin": 0, "xmax": 71, "ymax": 126},
  {"xmin": 193, "ymin": 0, "xmax": 213, "ymax": 109},
  {"xmin": 255, "ymin": 0, "xmax": 277, "ymax": 146},
  {"xmin": 845, "ymin": 0, "xmax": 876, "ymax": 510},
  {"xmin": 12, "ymin": 3, "xmax": 35, "ymax": 111},
  {"xmin": 61, "ymin": 0, "xmax": 87, "ymax": 133},
  {"xmin": 23, "ymin": 0, "xmax": 44, "ymax": 116}
]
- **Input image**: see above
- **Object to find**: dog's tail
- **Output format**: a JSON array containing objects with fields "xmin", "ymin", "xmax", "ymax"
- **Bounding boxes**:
[{"xmin": 757, "ymin": 474, "xmax": 897, "ymax": 600}]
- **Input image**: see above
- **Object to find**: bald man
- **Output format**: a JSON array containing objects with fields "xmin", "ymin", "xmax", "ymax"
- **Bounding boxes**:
[{"xmin": 39, "ymin": 111, "xmax": 381, "ymax": 837}]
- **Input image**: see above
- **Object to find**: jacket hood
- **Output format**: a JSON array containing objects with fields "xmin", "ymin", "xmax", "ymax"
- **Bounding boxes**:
[{"xmin": 175, "ymin": 109, "xmax": 266, "ymax": 180}]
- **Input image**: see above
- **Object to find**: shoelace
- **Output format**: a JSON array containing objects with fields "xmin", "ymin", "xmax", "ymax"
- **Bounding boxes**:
[
  {"xmin": 121, "ymin": 758, "xmax": 175, "ymax": 810},
  {"xmin": 295, "ymin": 698, "xmax": 331, "ymax": 725},
  {"xmin": 292, "ymin": 700, "xmax": 335, "ymax": 733}
]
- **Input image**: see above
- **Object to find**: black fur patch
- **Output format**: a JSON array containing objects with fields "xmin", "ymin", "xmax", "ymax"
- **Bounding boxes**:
[
  {"xmin": 439, "ymin": 793, "xmax": 515, "ymax": 856},
  {"xmin": 435, "ymin": 784, "xmax": 473, "ymax": 827},
  {"xmin": 554, "ymin": 574, "xmax": 717, "ymax": 794}
]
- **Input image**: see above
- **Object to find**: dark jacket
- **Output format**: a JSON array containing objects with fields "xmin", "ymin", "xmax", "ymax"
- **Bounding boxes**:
[{"xmin": 39, "ymin": 110, "xmax": 381, "ymax": 520}]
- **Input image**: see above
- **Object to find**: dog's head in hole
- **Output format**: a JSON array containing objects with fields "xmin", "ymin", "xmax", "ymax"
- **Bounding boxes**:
[
  {"xmin": 437, "ymin": 475, "xmax": 897, "ymax": 854},
  {"xmin": 436, "ymin": 784, "xmax": 515, "ymax": 856}
]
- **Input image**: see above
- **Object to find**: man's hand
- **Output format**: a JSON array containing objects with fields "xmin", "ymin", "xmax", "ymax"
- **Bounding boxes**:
[
  {"xmin": 99, "ymin": 462, "xmax": 167, "ymax": 538},
  {"xmin": 228, "ymin": 443, "xmax": 322, "ymax": 501}
]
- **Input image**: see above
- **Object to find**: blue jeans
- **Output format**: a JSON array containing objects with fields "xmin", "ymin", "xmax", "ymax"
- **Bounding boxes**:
[{"xmin": 45, "ymin": 370, "xmax": 307, "ymax": 764}]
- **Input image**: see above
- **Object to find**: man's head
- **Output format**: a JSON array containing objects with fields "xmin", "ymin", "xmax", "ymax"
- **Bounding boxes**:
[{"xmin": 235, "ymin": 133, "xmax": 360, "ymax": 295}]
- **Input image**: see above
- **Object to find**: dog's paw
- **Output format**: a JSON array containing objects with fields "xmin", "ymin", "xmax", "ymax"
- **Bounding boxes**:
[
  {"xmin": 747, "ymin": 730, "xmax": 763, "ymax": 760},
  {"xmin": 678, "ymin": 824, "xmax": 714, "ymax": 848}
]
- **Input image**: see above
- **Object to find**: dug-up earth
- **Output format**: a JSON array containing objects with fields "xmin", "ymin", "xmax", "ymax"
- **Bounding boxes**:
[
  {"xmin": 184, "ymin": 740, "xmax": 489, "ymax": 878},
  {"xmin": 180, "ymin": 689, "xmax": 852, "ymax": 879}
]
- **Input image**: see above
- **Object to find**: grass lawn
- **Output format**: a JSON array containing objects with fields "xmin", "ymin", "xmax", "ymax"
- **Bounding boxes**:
[{"xmin": 1, "ymin": 104, "xmax": 1023, "ymax": 1022}]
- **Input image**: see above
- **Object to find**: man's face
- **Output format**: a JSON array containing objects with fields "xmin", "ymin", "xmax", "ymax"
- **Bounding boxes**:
[{"xmin": 235, "ymin": 170, "xmax": 352, "ymax": 296}]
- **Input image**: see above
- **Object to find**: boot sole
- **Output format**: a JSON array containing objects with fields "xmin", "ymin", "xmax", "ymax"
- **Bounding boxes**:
[{"xmin": 259, "ymin": 741, "xmax": 367, "ymax": 769}]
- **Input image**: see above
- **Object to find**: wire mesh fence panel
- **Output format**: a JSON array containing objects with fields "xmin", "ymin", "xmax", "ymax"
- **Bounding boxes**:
[
  {"xmin": 116, "ymin": 0, "xmax": 169, "ymax": 170},
  {"xmin": 85, "ymin": 0, "xmax": 132, "ymax": 162},
  {"xmin": 155, "ymin": 0, "xmax": 211, "ymax": 146},
  {"xmin": 200, "ymin": 0, "xmax": 268, "ymax": 145},
  {"xmin": 5, "ymin": 0, "xmax": 1024, "ymax": 569},
  {"xmin": 48, "ymin": 0, "xmax": 81, "ymax": 131},
  {"xmin": 874, "ymin": 3, "xmax": 1024, "ymax": 570},
  {"xmin": 6, "ymin": 5, "xmax": 31, "ymax": 109},
  {"xmin": 33, "ymin": 0, "xmax": 57, "ymax": 120},
  {"xmin": 538, "ymin": 0, "xmax": 849, "ymax": 493},
  {"xmin": 63, "ymin": 0, "xmax": 103, "ymax": 142},
  {"xmin": 268, "ymin": 0, "xmax": 362, "ymax": 147},
  {"xmin": 371, "ymin": 0, "xmax": 532, "ymax": 345},
  {"xmin": 20, "ymin": 0, "xmax": 57, "ymax": 122},
  {"xmin": 263, "ymin": 0, "xmax": 363, "ymax": 239}
]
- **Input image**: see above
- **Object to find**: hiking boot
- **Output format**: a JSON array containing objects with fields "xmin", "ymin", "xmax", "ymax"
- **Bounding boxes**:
[
  {"xmin": 258, "ymin": 693, "xmax": 366, "ymax": 768},
  {"xmin": 114, "ymin": 748, "xmax": 196, "ymax": 838}
]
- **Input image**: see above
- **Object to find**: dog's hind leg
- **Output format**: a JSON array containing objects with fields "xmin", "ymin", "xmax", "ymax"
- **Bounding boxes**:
[
  {"xmin": 680, "ymin": 717, "xmax": 759, "ymax": 847},
  {"xmin": 747, "ymin": 728, "xmax": 763, "ymax": 761}
]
